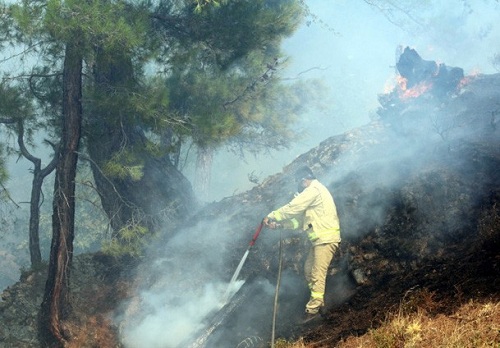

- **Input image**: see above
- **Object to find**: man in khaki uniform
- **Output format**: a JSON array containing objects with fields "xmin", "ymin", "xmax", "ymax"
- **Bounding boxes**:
[{"xmin": 264, "ymin": 166, "xmax": 341, "ymax": 322}]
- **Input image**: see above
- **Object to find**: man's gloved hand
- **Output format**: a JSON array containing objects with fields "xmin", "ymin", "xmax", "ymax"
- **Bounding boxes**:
[
  {"xmin": 280, "ymin": 220, "xmax": 295, "ymax": 230},
  {"xmin": 263, "ymin": 217, "xmax": 281, "ymax": 229}
]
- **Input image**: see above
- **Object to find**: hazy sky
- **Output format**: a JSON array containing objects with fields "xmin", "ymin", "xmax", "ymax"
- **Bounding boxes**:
[{"xmin": 206, "ymin": 0, "xmax": 500, "ymax": 201}]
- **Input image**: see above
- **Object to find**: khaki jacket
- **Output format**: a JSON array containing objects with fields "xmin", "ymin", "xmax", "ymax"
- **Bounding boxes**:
[{"xmin": 268, "ymin": 179, "xmax": 341, "ymax": 245}]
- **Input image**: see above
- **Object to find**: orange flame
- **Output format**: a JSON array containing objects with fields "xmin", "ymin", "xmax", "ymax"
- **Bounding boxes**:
[
  {"xmin": 458, "ymin": 69, "xmax": 480, "ymax": 89},
  {"xmin": 396, "ymin": 76, "xmax": 433, "ymax": 100}
]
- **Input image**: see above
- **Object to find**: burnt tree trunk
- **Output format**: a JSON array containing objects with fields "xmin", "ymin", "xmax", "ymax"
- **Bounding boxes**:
[
  {"xmin": 40, "ymin": 39, "xmax": 82, "ymax": 347},
  {"xmin": 86, "ymin": 49, "xmax": 196, "ymax": 235},
  {"xmin": 396, "ymin": 46, "xmax": 464, "ymax": 96}
]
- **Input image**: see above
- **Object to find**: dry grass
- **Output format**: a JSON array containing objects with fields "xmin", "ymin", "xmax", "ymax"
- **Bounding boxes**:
[
  {"xmin": 338, "ymin": 299, "xmax": 500, "ymax": 348},
  {"xmin": 65, "ymin": 315, "xmax": 118, "ymax": 348},
  {"xmin": 274, "ymin": 337, "xmax": 308, "ymax": 348},
  {"xmin": 277, "ymin": 293, "xmax": 500, "ymax": 348}
]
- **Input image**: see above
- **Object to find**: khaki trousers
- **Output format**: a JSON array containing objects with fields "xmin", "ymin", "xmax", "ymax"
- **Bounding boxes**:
[{"xmin": 304, "ymin": 242, "xmax": 338, "ymax": 313}]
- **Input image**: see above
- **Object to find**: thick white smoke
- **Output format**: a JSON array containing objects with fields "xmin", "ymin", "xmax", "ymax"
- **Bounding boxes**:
[
  {"xmin": 117, "ymin": 217, "xmax": 250, "ymax": 348},
  {"xmin": 120, "ymin": 282, "xmax": 231, "ymax": 347}
]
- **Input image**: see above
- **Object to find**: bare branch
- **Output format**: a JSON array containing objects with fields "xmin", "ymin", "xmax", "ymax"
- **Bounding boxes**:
[
  {"xmin": 0, "ymin": 117, "xmax": 16, "ymax": 124},
  {"xmin": 0, "ymin": 182, "xmax": 20, "ymax": 208},
  {"xmin": 282, "ymin": 65, "xmax": 330, "ymax": 81},
  {"xmin": 16, "ymin": 119, "xmax": 40, "ymax": 165},
  {"xmin": 2, "ymin": 72, "xmax": 61, "ymax": 82},
  {"xmin": 223, "ymin": 58, "xmax": 279, "ymax": 109},
  {"xmin": 0, "ymin": 41, "xmax": 44, "ymax": 65},
  {"xmin": 363, "ymin": 0, "xmax": 425, "ymax": 30}
]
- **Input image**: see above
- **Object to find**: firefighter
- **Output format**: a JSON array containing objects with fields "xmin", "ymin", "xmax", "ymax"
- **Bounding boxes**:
[{"xmin": 263, "ymin": 165, "xmax": 341, "ymax": 323}]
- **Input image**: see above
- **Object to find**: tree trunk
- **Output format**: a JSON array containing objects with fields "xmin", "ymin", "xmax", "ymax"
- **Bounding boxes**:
[
  {"xmin": 194, "ymin": 145, "xmax": 213, "ymax": 202},
  {"xmin": 39, "ymin": 39, "xmax": 82, "ymax": 347},
  {"xmin": 29, "ymin": 162, "xmax": 43, "ymax": 265},
  {"xmin": 28, "ymin": 156, "xmax": 57, "ymax": 266},
  {"xmin": 86, "ymin": 49, "xmax": 196, "ymax": 235},
  {"xmin": 88, "ymin": 132, "xmax": 196, "ymax": 233}
]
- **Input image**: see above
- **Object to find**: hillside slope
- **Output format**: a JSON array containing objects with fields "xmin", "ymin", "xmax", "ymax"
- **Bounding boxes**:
[{"xmin": 186, "ymin": 71, "xmax": 500, "ymax": 346}]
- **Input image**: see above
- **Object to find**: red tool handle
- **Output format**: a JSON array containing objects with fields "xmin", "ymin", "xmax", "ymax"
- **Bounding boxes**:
[{"xmin": 249, "ymin": 221, "xmax": 264, "ymax": 247}]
